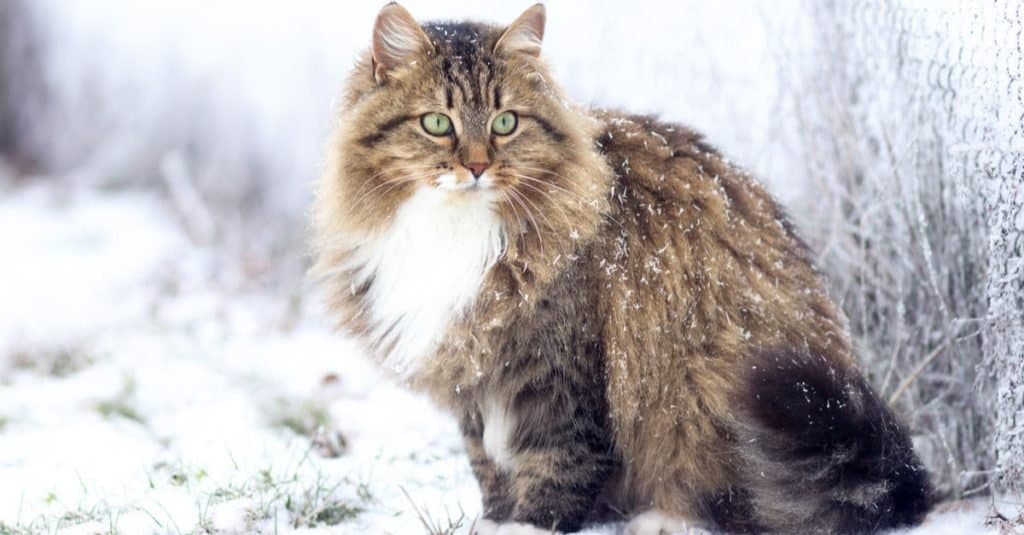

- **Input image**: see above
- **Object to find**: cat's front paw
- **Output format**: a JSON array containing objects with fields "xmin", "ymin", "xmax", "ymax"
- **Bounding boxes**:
[
  {"xmin": 470, "ymin": 518, "xmax": 558, "ymax": 535},
  {"xmin": 625, "ymin": 510, "xmax": 706, "ymax": 535}
]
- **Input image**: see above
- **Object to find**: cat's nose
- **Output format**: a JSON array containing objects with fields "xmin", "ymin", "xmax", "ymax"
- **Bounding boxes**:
[{"xmin": 464, "ymin": 161, "xmax": 490, "ymax": 179}]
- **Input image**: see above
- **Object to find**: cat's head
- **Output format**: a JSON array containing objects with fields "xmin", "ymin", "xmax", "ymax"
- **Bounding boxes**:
[{"xmin": 323, "ymin": 3, "xmax": 607, "ymax": 249}]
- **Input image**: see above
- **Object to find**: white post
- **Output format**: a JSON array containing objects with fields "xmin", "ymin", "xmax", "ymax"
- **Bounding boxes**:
[{"xmin": 986, "ymin": 158, "xmax": 1024, "ymax": 494}]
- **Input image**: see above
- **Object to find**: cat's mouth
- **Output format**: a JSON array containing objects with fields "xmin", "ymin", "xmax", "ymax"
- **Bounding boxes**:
[{"xmin": 432, "ymin": 172, "xmax": 498, "ymax": 193}]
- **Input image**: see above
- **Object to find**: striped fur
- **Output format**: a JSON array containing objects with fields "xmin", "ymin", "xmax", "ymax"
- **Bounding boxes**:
[{"xmin": 312, "ymin": 4, "xmax": 932, "ymax": 533}]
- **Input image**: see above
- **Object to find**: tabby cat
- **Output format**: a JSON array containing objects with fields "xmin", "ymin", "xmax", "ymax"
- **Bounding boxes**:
[{"xmin": 312, "ymin": 3, "xmax": 932, "ymax": 533}]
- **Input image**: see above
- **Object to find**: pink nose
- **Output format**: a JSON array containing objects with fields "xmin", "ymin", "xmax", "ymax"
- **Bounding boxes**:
[{"xmin": 464, "ymin": 161, "xmax": 489, "ymax": 178}]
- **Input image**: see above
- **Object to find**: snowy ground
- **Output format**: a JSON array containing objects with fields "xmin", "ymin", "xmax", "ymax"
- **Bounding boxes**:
[
  {"xmin": 0, "ymin": 182, "xmax": 478, "ymax": 534},
  {"xmin": 1, "ymin": 180, "xmax": 1018, "ymax": 535}
]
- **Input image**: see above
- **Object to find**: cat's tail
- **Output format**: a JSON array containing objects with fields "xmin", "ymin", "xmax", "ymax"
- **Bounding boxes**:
[{"xmin": 732, "ymin": 349, "xmax": 933, "ymax": 534}]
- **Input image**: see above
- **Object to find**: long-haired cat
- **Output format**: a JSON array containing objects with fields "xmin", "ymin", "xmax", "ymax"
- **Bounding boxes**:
[{"xmin": 312, "ymin": 3, "xmax": 932, "ymax": 533}]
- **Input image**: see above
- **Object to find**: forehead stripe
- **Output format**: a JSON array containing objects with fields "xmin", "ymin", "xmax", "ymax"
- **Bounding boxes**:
[{"xmin": 440, "ymin": 57, "xmax": 471, "ymax": 104}]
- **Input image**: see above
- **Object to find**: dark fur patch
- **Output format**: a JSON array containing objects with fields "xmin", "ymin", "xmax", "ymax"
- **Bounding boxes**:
[
  {"xmin": 358, "ymin": 114, "xmax": 413, "ymax": 148},
  {"xmin": 522, "ymin": 113, "xmax": 567, "ymax": 143},
  {"xmin": 426, "ymin": 22, "xmax": 491, "ymax": 105},
  {"xmin": 732, "ymin": 349, "xmax": 933, "ymax": 533},
  {"xmin": 700, "ymin": 488, "xmax": 763, "ymax": 534}
]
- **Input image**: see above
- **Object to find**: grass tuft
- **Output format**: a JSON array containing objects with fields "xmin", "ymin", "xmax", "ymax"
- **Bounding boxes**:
[
  {"xmin": 266, "ymin": 396, "xmax": 348, "ymax": 457},
  {"xmin": 310, "ymin": 500, "xmax": 363, "ymax": 526},
  {"xmin": 94, "ymin": 376, "xmax": 144, "ymax": 425},
  {"xmin": 400, "ymin": 486, "xmax": 466, "ymax": 535},
  {"xmin": 268, "ymin": 397, "xmax": 330, "ymax": 437},
  {"xmin": 9, "ymin": 345, "xmax": 94, "ymax": 378}
]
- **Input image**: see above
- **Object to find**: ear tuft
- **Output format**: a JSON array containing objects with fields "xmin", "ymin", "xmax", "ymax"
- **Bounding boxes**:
[
  {"xmin": 494, "ymin": 3, "xmax": 545, "ymax": 58},
  {"xmin": 371, "ymin": 3, "xmax": 432, "ymax": 83}
]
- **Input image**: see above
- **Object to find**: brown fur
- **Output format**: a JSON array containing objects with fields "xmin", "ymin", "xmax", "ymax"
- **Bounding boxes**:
[{"xmin": 312, "ymin": 4, "xmax": 929, "ymax": 533}]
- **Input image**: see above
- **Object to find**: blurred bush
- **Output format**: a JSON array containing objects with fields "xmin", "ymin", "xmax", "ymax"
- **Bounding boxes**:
[{"xmin": 0, "ymin": 1, "xmax": 49, "ymax": 175}]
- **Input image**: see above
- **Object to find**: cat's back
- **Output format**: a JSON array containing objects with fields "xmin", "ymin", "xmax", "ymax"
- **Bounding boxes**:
[
  {"xmin": 581, "ymin": 110, "xmax": 911, "ymax": 524},
  {"xmin": 592, "ymin": 109, "xmax": 779, "ymax": 248},
  {"xmin": 589, "ymin": 107, "xmax": 849, "ymax": 361}
]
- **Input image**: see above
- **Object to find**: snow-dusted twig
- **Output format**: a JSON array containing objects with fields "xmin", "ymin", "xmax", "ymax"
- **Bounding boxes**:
[{"xmin": 160, "ymin": 150, "xmax": 216, "ymax": 245}]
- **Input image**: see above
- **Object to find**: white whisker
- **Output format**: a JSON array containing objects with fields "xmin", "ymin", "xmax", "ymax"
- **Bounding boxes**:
[
  {"xmin": 512, "ymin": 178, "xmax": 573, "ymax": 227},
  {"xmin": 506, "ymin": 187, "xmax": 545, "ymax": 256},
  {"xmin": 349, "ymin": 171, "xmax": 435, "ymax": 208}
]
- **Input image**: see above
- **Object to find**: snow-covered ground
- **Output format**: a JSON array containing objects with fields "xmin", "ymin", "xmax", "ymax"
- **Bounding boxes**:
[
  {"xmin": 0, "ymin": 183, "xmax": 479, "ymax": 534},
  {"xmin": 0, "ymin": 178, "xmax": 1017, "ymax": 535}
]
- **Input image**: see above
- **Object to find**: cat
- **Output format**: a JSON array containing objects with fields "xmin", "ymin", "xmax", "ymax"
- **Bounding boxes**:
[{"xmin": 312, "ymin": 3, "xmax": 932, "ymax": 533}]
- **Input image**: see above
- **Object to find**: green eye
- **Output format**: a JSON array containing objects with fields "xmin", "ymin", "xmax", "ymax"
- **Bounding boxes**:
[
  {"xmin": 491, "ymin": 111, "xmax": 518, "ymax": 136},
  {"xmin": 421, "ymin": 112, "xmax": 452, "ymax": 136}
]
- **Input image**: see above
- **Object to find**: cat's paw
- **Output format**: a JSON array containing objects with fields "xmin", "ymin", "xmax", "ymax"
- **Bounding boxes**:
[
  {"xmin": 469, "ymin": 518, "xmax": 557, "ymax": 535},
  {"xmin": 624, "ymin": 510, "xmax": 706, "ymax": 535}
]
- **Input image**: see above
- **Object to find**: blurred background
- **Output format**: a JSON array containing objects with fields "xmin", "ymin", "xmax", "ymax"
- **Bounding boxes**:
[{"xmin": 0, "ymin": 0, "xmax": 1021, "ymax": 533}]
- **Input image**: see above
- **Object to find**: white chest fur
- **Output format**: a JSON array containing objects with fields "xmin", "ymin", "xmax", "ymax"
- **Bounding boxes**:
[
  {"xmin": 482, "ymin": 394, "xmax": 517, "ymax": 470},
  {"xmin": 348, "ymin": 186, "xmax": 505, "ymax": 376}
]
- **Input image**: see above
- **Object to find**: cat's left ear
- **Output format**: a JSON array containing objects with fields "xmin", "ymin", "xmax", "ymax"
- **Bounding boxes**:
[{"xmin": 494, "ymin": 3, "xmax": 545, "ymax": 58}]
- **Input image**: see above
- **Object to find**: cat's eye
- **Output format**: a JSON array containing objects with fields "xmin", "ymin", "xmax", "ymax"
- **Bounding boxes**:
[
  {"xmin": 491, "ymin": 111, "xmax": 518, "ymax": 136},
  {"xmin": 421, "ymin": 112, "xmax": 453, "ymax": 136}
]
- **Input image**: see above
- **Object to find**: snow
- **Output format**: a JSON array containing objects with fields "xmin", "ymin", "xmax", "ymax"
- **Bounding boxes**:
[
  {"xmin": 0, "ymin": 181, "xmax": 1014, "ymax": 534},
  {"xmin": 0, "ymin": 185, "xmax": 480, "ymax": 533}
]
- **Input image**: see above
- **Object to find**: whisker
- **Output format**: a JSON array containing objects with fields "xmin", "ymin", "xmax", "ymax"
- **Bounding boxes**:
[
  {"xmin": 508, "ymin": 172, "xmax": 584, "ymax": 201},
  {"xmin": 349, "ymin": 177, "xmax": 416, "ymax": 208},
  {"xmin": 513, "ymin": 180, "xmax": 573, "ymax": 227},
  {"xmin": 500, "ymin": 191, "xmax": 525, "ymax": 230},
  {"xmin": 505, "ymin": 187, "xmax": 545, "ymax": 257},
  {"xmin": 351, "ymin": 164, "xmax": 440, "ymax": 202},
  {"xmin": 513, "ymin": 165, "xmax": 582, "ymax": 187},
  {"xmin": 508, "ymin": 189, "xmax": 543, "ymax": 256},
  {"xmin": 508, "ymin": 173, "xmax": 588, "ymax": 219},
  {"xmin": 510, "ymin": 183, "xmax": 558, "ymax": 234},
  {"xmin": 369, "ymin": 173, "xmax": 437, "ymax": 204},
  {"xmin": 510, "ymin": 171, "xmax": 624, "ymax": 230},
  {"xmin": 349, "ymin": 172, "xmax": 434, "ymax": 208},
  {"xmin": 363, "ymin": 163, "xmax": 438, "ymax": 182}
]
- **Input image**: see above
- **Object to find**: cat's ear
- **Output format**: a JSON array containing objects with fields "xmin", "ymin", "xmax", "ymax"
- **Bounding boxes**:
[
  {"xmin": 494, "ymin": 3, "xmax": 545, "ymax": 58},
  {"xmin": 371, "ymin": 3, "xmax": 433, "ymax": 83}
]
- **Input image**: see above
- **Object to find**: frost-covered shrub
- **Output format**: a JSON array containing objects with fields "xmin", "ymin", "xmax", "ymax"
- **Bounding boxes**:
[{"xmin": 786, "ymin": 1, "xmax": 1022, "ymax": 497}]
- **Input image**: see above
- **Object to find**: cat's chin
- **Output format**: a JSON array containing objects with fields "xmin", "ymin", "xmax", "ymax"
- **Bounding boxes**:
[
  {"xmin": 430, "ymin": 185, "xmax": 504, "ymax": 211},
  {"xmin": 429, "ymin": 185, "xmax": 502, "ymax": 208}
]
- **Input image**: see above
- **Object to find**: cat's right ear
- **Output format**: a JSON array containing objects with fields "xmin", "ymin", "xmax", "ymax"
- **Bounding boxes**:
[
  {"xmin": 371, "ymin": 3, "xmax": 433, "ymax": 84},
  {"xmin": 494, "ymin": 3, "xmax": 545, "ymax": 58}
]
